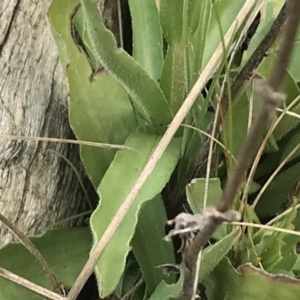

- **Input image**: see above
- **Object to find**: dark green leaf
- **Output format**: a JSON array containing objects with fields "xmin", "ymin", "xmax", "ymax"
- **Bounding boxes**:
[
  {"xmin": 204, "ymin": 258, "xmax": 300, "ymax": 300},
  {"xmin": 129, "ymin": 0, "xmax": 164, "ymax": 81},
  {"xmin": 255, "ymin": 162, "xmax": 300, "ymax": 218},
  {"xmin": 132, "ymin": 194, "xmax": 176, "ymax": 294}
]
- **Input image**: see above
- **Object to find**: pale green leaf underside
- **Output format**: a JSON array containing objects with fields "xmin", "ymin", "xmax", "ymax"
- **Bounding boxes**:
[
  {"xmin": 90, "ymin": 130, "xmax": 181, "ymax": 297},
  {"xmin": 48, "ymin": 0, "xmax": 136, "ymax": 187}
]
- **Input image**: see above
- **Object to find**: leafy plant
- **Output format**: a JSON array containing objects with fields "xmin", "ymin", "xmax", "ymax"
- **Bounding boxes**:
[{"xmin": 2, "ymin": 0, "xmax": 300, "ymax": 300}]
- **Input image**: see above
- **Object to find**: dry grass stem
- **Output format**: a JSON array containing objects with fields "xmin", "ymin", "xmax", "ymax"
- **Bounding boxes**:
[
  {"xmin": 0, "ymin": 135, "xmax": 135, "ymax": 151},
  {"xmin": 0, "ymin": 213, "xmax": 63, "ymax": 294},
  {"xmin": 181, "ymin": 124, "xmax": 236, "ymax": 161},
  {"xmin": 232, "ymin": 221, "xmax": 300, "ymax": 237},
  {"xmin": 0, "ymin": 267, "xmax": 66, "ymax": 300}
]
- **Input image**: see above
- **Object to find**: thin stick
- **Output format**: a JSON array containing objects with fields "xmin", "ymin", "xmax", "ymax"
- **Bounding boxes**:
[
  {"xmin": 117, "ymin": 0, "xmax": 124, "ymax": 49},
  {"xmin": 0, "ymin": 267, "xmax": 66, "ymax": 300},
  {"xmin": 276, "ymin": 107, "xmax": 300, "ymax": 119},
  {"xmin": 0, "ymin": 213, "xmax": 63, "ymax": 294},
  {"xmin": 66, "ymin": 1, "xmax": 251, "ymax": 298},
  {"xmin": 253, "ymin": 204, "xmax": 300, "ymax": 238},
  {"xmin": 181, "ymin": 124, "xmax": 236, "ymax": 160},
  {"xmin": 232, "ymin": 221, "xmax": 300, "ymax": 237},
  {"xmin": 0, "ymin": 135, "xmax": 135, "ymax": 151},
  {"xmin": 120, "ymin": 278, "xmax": 143, "ymax": 300}
]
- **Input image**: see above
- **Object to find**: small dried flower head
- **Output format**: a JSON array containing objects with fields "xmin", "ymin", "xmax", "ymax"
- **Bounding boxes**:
[{"xmin": 164, "ymin": 207, "xmax": 241, "ymax": 252}]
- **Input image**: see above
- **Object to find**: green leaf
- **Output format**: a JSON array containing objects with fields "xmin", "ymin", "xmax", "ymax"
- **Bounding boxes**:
[
  {"xmin": 248, "ymin": 180, "xmax": 261, "ymax": 195},
  {"xmin": 287, "ymin": 28, "xmax": 300, "ymax": 82},
  {"xmin": 160, "ymin": 0, "xmax": 183, "ymax": 46},
  {"xmin": 129, "ymin": 0, "xmax": 164, "ymax": 81},
  {"xmin": 131, "ymin": 283, "xmax": 148, "ymax": 300},
  {"xmin": 186, "ymin": 178, "xmax": 227, "ymax": 239},
  {"xmin": 80, "ymin": 0, "xmax": 173, "ymax": 134},
  {"xmin": 73, "ymin": 7, "xmax": 98, "ymax": 70},
  {"xmin": 160, "ymin": 0, "xmax": 211, "ymax": 114},
  {"xmin": 189, "ymin": 0, "xmax": 211, "ymax": 86},
  {"xmin": 160, "ymin": 45, "xmax": 187, "ymax": 114},
  {"xmin": 280, "ymin": 129, "xmax": 300, "ymax": 163},
  {"xmin": 48, "ymin": 0, "xmax": 136, "ymax": 187},
  {"xmin": 90, "ymin": 130, "xmax": 181, "ymax": 297},
  {"xmin": 256, "ymin": 2, "xmax": 300, "ymax": 82},
  {"xmin": 244, "ymin": 0, "xmax": 277, "ymax": 61},
  {"xmin": 199, "ymin": 227, "xmax": 241, "ymax": 281},
  {"xmin": 160, "ymin": 0, "xmax": 210, "ymax": 47},
  {"xmin": 148, "ymin": 268, "xmax": 184, "ymax": 300},
  {"xmin": 115, "ymin": 258, "xmax": 141, "ymax": 298},
  {"xmin": 159, "ymin": 47, "xmax": 173, "ymax": 103},
  {"xmin": 0, "ymin": 228, "xmax": 92, "ymax": 300},
  {"xmin": 272, "ymin": 73, "xmax": 300, "ymax": 140},
  {"xmin": 131, "ymin": 194, "xmax": 176, "ymax": 294},
  {"xmin": 255, "ymin": 162, "xmax": 300, "ymax": 218},
  {"xmin": 258, "ymin": 49, "xmax": 300, "ymax": 141},
  {"xmin": 293, "ymin": 254, "xmax": 300, "ymax": 275},
  {"xmin": 187, "ymin": 0, "xmax": 211, "ymax": 40},
  {"xmin": 222, "ymin": 91, "xmax": 249, "ymax": 156},
  {"xmin": 243, "ymin": 207, "xmax": 299, "ymax": 273},
  {"xmin": 204, "ymin": 258, "xmax": 300, "ymax": 300},
  {"xmin": 186, "ymin": 178, "xmax": 222, "ymax": 213},
  {"xmin": 240, "ymin": 235, "xmax": 282, "ymax": 270},
  {"xmin": 200, "ymin": 0, "xmax": 245, "ymax": 73},
  {"xmin": 254, "ymin": 137, "xmax": 287, "ymax": 179},
  {"xmin": 70, "ymin": 73, "xmax": 136, "ymax": 188},
  {"xmin": 273, "ymin": 234, "xmax": 299, "ymax": 275}
]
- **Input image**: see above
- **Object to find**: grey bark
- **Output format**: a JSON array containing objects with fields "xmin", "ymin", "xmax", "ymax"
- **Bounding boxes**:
[{"xmin": 0, "ymin": 0, "xmax": 119, "ymax": 247}]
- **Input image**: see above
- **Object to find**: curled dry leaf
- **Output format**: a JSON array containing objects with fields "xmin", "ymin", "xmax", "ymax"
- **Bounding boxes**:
[{"xmin": 156, "ymin": 264, "xmax": 180, "ymax": 276}]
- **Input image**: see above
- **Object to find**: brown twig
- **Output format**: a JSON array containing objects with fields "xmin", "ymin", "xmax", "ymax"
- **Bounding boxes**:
[
  {"xmin": 0, "ymin": 213, "xmax": 63, "ymax": 294},
  {"xmin": 191, "ymin": 3, "xmax": 287, "ymax": 179},
  {"xmin": 0, "ymin": 267, "xmax": 66, "ymax": 300},
  {"xmin": 179, "ymin": 0, "xmax": 300, "ymax": 298},
  {"xmin": 117, "ymin": 0, "xmax": 124, "ymax": 49}
]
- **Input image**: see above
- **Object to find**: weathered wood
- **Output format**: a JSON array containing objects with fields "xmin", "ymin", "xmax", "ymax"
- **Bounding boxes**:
[{"xmin": 0, "ymin": 0, "xmax": 120, "ymax": 247}]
